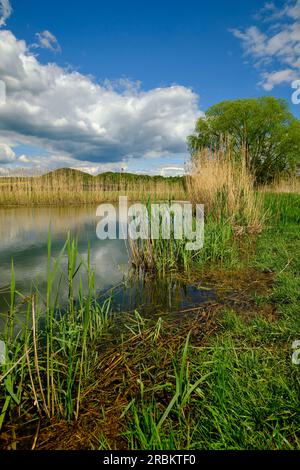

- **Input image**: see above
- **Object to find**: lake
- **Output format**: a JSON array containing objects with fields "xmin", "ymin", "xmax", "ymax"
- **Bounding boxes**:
[{"xmin": 0, "ymin": 205, "xmax": 215, "ymax": 331}]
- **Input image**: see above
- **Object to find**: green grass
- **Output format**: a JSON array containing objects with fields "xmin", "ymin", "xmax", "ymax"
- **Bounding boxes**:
[
  {"xmin": 123, "ymin": 193, "xmax": 300, "ymax": 450},
  {"xmin": 1, "ymin": 192, "xmax": 299, "ymax": 450},
  {"xmin": 120, "ymin": 313, "xmax": 299, "ymax": 450},
  {"xmin": 130, "ymin": 207, "xmax": 240, "ymax": 275},
  {"xmin": 0, "ymin": 232, "xmax": 112, "ymax": 430}
]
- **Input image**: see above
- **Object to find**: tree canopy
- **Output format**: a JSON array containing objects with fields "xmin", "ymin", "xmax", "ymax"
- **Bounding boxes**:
[{"xmin": 187, "ymin": 97, "xmax": 300, "ymax": 184}]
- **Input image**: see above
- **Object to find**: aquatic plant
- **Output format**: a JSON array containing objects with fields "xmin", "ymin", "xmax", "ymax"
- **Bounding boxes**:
[{"xmin": 0, "ymin": 232, "xmax": 112, "ymax": 429}]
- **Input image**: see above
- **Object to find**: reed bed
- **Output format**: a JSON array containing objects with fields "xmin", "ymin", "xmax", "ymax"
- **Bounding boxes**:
[
  {"xmin": 129, "ymin": 214, "xmax": 240, "ymax": 274},
  {"xmin": 0, "ymin": 233, "xmax": 112, "ymax": 431},
  {"xmin": 0, "ymin": 169, "xmax": 186, "ymax": 206},
  {"xmin": 129, "ymin": 236, "xmax": 193, "ymax": 275},
  {"xmin": 129, "ymin": 150, "xmax": 264, "ymax": 274},
  {"xmin": 261, "ymin": 177, "xmax": 300, "ymax": 195},
  {"xmin": 187, "ymin": 149, "xmax": 263, "ymax": 234}
]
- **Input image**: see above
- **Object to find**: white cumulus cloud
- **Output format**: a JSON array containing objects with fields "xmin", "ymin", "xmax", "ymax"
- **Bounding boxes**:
[{"xmin": 0, "ymin": 29, "xmax": 201, "ymax": 170}]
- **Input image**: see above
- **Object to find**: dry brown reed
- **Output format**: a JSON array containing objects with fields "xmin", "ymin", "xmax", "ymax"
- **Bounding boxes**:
[
  {"xmin": 187, "ymin": 148, "xmax": 263, "ymax": 234},
  {"xmin": 0, "ymin": 169, "xmax": 186, "ymax": 206},
  {"xmin": 261, "ymin": 177, "xmax": 300, "ymax": 194}
]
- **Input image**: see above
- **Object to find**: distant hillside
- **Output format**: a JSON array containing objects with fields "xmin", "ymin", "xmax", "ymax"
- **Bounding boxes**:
[
  {"xmin": 40, "ymin": 168, "xmax": 185, "ymax": 185},
  {"xmin": 40, "ymin": 168, "xmax": 94, "ymax": 183},
  {"xmin": 0, "ymin": 167, "xmax": 186, "ymax": 205},
  {"xmin": 0, "ymin": 167, "xmax": 185, "ymax": 183}
]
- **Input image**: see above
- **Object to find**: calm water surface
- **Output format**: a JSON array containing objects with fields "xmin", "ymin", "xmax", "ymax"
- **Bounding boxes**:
[{"xmin": 0, "ymin": 206, "xmax": 215, "ymax": 330}]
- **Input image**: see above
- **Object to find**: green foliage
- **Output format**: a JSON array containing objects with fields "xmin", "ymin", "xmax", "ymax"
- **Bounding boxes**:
[
  {"xmin": 124, "ymin": 196, "xmax": 300, "ymax": 450},
  {"xmin": 188, "ymin": 97, "xmax": 300, "ymax": 184},
  {"xmin": 1, "ymin": 193, "xmax": 300, "ymax": 449},
  {"xmin": 23, "ymin": 168, "xmax": 185, "ymax": 190},
  {"xmin": 0, "ymin": 233, "xmax": 112, "ymax": 428}
]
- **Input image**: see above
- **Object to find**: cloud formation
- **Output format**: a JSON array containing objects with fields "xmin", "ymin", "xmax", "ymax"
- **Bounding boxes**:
[
  {"xmin": 0, "ymin": 0, "xmax": 12, "ymax": 27},
  {"xmin": 33, "ymin": 30, "xmax": 61, "ymax": 53},
  {"xmin": 231, "ymin": 0, "xmax": 300, "ymax": 90},
  {"xmin": 0, "ymin": 142, "xmax": 15, "ymax": 163},
  {"xmin": 0, "ymin": 29, "xmax": 201, "ymax": 170}
]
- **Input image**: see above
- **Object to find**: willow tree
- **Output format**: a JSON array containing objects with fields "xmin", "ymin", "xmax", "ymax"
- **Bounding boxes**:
[{"xmin": 187, "ymin": 97, "xmax": 300, "ymax": 184}]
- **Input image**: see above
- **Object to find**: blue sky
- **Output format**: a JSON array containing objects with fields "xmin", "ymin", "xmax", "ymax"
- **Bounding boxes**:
[{"xmin": 0, "ymin": 0, "xmax": 299, "ymax": 175}]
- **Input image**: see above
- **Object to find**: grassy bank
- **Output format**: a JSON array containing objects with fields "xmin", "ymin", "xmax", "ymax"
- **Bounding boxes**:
[
  {"xmin": 0, "ymin": 192, "xmax": 299, "ymax": 449},
  {"xmin": 120, "ymin": 192, "xmax": 299, "ymax": 450},
  {"xmin": 0, "ymin": 169, "xmax": 186, "ymax": 206},
  {"xmin": 118, "ymin": 193, "xmax": 300, "ymax": 450}
]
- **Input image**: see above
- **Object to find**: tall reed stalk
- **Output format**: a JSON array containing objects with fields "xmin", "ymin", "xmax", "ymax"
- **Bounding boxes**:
[
  {"xmin": 0, "ymin": 233, "xmax": 111, "ymax": 429},
  {"xmin": 129, "ymin": 150, "xmax": 264, "ymax": 274},
  {"xmin": 187, "ymin": 148, "xmax": 263, "ymax": 234}
]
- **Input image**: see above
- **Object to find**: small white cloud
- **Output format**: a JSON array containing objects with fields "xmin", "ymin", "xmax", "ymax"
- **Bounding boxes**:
[
  {"xmin": 18, "ymin": 154, "xmax": 30, "ymax": 163},
  {"xmin": 260, "ymin": 69, "xmax": 298, "ymax": 90},
  {"xmin": 0, "ymin": 0, "xmax": 12, "ymax": 27},
  {"xmin": 286, "ymin": 0, "xmax": 300, "ymax": 19},
  {"xmin": 160, "ymin": 166, "xmax": 185, "ymax": 176},
  {"xmin": 0, "ymin": 143, "xmax": 16, "ymax": 163},
  {"xmin": 232, "ymin": 0, "xmax": 300, "ymax": 90},
  {"xmin": 33, "ymin": 30, "xmax": 61, "ymax": 53}
]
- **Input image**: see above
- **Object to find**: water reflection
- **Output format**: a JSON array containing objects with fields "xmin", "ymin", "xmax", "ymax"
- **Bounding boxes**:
[
  {"xmin": 0, "ymin": 206, "xmax": 129, "ymax": 313},
  {"xmin": 0, "ymin": 206, "xmax": 216, "ymax": 330},
  {"xmin": 107, "ymin": 275, "xmax": 215, "ymax": 317}
]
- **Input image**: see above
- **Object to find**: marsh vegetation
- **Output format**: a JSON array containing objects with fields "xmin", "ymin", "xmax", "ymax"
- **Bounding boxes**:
[
  {"xmin": 0, "ymin": 169, "xmax": 186, "ymax": 206},
  {"xmin": 1, "ymin": 184, "xmax": 299, "ymax": 449},
  {"xmin": 0, "ymin": 97, "xmax": 300, "ymax": 450}
]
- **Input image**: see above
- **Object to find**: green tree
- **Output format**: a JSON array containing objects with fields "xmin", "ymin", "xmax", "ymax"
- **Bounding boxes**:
[{"xmin": 187, "ymin": 97, "xmax": 300, "ymax": 184}]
